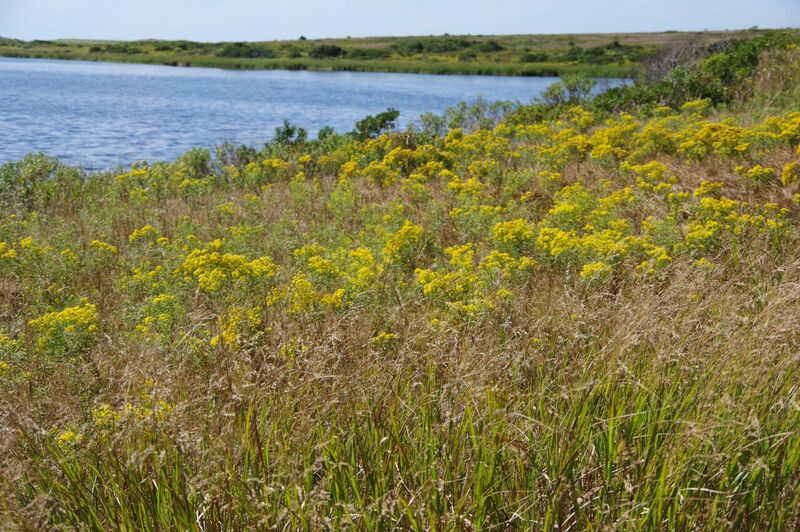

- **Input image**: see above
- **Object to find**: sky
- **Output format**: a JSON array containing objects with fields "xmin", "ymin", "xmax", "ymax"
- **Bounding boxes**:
[{"xmin": 0, "ymin": 0, "xmax": 798, "ymax": 42}]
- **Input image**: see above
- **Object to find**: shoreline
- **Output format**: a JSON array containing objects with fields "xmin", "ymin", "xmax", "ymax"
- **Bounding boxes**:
[
  {"xmin": 2, "ymin": 28, "xmax": 789, "ymax": 79},
  {"xmin": 0, "ymin": 51, "xmax": 637, "ymax": 77}
]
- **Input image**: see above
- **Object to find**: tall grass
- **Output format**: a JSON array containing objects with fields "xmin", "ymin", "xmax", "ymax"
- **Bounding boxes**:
[{"xmin": 9, "ymin": 255, "xmax": 800, "ymax": 528}]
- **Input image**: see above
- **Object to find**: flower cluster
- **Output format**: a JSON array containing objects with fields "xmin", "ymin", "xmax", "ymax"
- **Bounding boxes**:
[
  {"xmin": 7, "ymin": 100, "xmax": 799, "ymax": 358},
  {"xmin": 29, "ymin": 301, "xmax": 98, "ymax": 357},
  {"xmin": 178, "ymin": 245, "xmax": 278, "ymax": 293}
]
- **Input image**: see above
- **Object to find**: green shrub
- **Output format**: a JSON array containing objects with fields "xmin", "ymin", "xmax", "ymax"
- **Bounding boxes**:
[
  {"xmin": 217, "ymin": 43, "xmax": 277, "ymax": 59},
  {"xmin": 309, "ymin": 45, "xmax": 344, "ymax": 59},
  {"xmin": 353, "ymin": 108, "xmax": 400, "ymax": 140},
  {"xmin": 346, "ymin": 47, "xmax": 391, "ymax": 60}
]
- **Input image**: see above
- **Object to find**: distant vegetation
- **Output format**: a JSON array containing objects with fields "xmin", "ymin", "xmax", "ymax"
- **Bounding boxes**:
[
  {"xmin": 308, "ymin": 44, "xmax": 345, "ymax": 59},
  {"xmin": 0, "ymin": 28, "xmax": 792, "ymax": 77},
  {"xmin": 2, "ymin": 31, "xmax": 800, "ymax": 529},
  {"xmin": 216, "ymin": 42, "xmax": 278, "ymax": 58}
]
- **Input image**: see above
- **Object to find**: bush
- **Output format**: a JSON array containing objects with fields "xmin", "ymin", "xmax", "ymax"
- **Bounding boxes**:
[
  {"xmin": 474, "ymin": 40, "xmax": 504, "ymax": 53},
  {"xmin": 104, "ymin": 43, "xmax": 142, "ymax": 54},
  {"xmin": 560, "ymin": 41, "xmax": 646, "ymax": 64},
  {"xmin": 346, "ymin": 47, "xmax": 391, "ymax": 60},
  {"xmin": 458, "ymin": 51, "xmax": 477, "ymax": 62},
  {"xmin": 392, "ymin": 37, "xmax": 475, "ymax": 56},
  {"xmin": 217, "ymin": 43, "xmax": 277, "ymax": 59},
  {"xmin": 283, "ymin": 45, "xmax": 302, "ymax": 58},
  {"xmin": 520, "ymin": 52, "xmax": 550, "ymax": 63},
  {"xmin": 540, "ymin": 74, "xmax": 597, "ymax": 107},
  {"xmin": 309, "ymin": 45, "xmax": 344, "ymax": 59},
  {"xmin": 594, "ymin": 31, "xmax": 800, "ymax": 112},
  {"xmin": 274, "ymin": 120, "xmax": 308, "ymax": 145},
  {"xmin": 353, "ymin": 108, "xmax": 400, "ymax": 140},
  {"xmin": 177, "ymin": 148, "xmax": 212, "ymax": 179}
]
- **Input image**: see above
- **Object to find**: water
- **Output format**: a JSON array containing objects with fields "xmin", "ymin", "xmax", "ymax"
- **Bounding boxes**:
[{"xmin": 0, "ymin": 57, "xmax": 625, "ymax": 170}]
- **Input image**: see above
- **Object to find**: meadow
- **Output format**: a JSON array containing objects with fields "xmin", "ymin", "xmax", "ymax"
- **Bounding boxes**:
[
  {"xmin": 0, "ymin": 28, "xmax": 782, "ymax": 77},
  {"xmin": 1, "ymin": 31, "xmax": 800, "ymax": 529}
]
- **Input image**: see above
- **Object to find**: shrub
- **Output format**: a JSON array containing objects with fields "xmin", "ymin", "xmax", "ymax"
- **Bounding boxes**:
[
  {"xmin": 273, "ymin": 120, "xmax": 308, "ymax": 145},
  {"xmin": 540, "ymin": 74, "xmax": 597, "ymax": 107},
  {"xmin": 29, "ymin": 302, "xmax": 98, "ymax": 357},
  {"xmin": 353, "ymin": 108, "xmax": 400, "ymax": 140},
  {"xmin": 391, "ymin": 37, "xmax": 474, "ymax": 56},
  {"xmin": 309, "ymin": 45, "xmax": 344, "ymax": 59},
  {"xmin": 520, "ymin": 51, "xmax": 549, "ymax": 63},
  {"xmin": 346, "ymin": 47, "xmax": 391, "ymax": 60},
  {"xmin": 217, "ymin": 43, "xmax": 277, "ymax": 58},
  {"xmin": 474, "ymin": 40, "xmax": 504, "ymax": 53}
]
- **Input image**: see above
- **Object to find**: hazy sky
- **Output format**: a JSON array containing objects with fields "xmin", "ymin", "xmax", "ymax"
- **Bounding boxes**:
[{"xmin": 1, "ymin": 0, "xmax": 798, "ymax": 41}]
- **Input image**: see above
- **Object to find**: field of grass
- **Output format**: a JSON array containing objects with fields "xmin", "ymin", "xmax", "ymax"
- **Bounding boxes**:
[
  {"xmin": 0, "ymin": 28, "xmax": 786, "ymax": 77},
  {"xmin": 1, "ymin": 32, "xmax": 800, "ymax": 529}
]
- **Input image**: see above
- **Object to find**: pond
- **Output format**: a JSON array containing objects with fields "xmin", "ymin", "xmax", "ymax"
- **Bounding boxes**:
[{"xmin": 0, "ymin": 57, "xmax": 626, "ymax": 169}]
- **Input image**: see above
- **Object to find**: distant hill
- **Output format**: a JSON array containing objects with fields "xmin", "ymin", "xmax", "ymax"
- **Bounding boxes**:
[{"xmin": 0, "ymin": 28, "xmax": 797, "ymax": 77}]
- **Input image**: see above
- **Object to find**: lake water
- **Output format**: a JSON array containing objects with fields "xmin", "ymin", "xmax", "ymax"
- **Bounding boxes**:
[{"xmin": 0, "ymin": 57, "xmax": 625, "ymax": 170}]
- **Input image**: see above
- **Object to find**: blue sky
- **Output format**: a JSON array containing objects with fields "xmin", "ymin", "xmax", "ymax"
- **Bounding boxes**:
[{"xmin": 1, "ymin": 0, "xmax": 798, "ymax": 41}]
